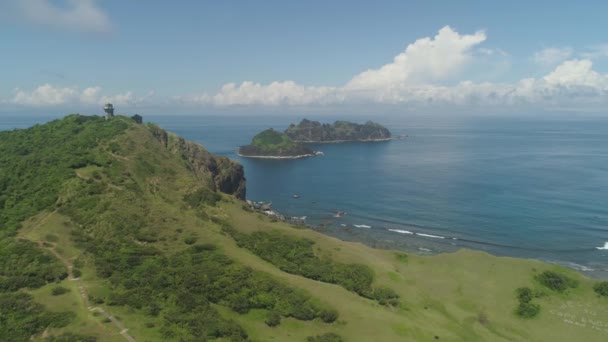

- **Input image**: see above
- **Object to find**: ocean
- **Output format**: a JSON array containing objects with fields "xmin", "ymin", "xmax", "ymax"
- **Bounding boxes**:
[{"xmin": 3, "ymin": 113, "xmax": 608, "ymax": 277}]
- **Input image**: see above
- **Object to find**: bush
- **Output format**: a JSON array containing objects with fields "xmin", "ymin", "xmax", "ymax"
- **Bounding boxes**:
[
  {"xmin": 536, "ymin": 271, "xmax": 578, "ymax": 292},
  {"xmin": 265, "ymin": 310, "xmax": 281, "ymax": 327},
  {"xmin": 594, "ymin": 281, "xmax": 608, "ymax": 297},
  {"xmin": 516, "ymin": 302, "xmax": 540, "ymax": 318},
  {"xmin": 45, "ymin": 332, "xmax": 97, "ymax": 342},
  {"xmin": 72, "ymin": 268, "xmax": 82, "ymax": 278},
  {"xmin": 51, "ymin": 286, "xmax": 70, "ymax": 296},
  {"xmin": 516, "ymin": 287, "xmax": 533, "ymax": 303},
  {"xmin": 373, "ymin": 286, "xmax": 400, "ymax": 306},
  {"xmin": 320, "ymin": 309, "xmax": 339, "ymax": 323},
  {"xmin": 183, "ymin": 236, "xmax": 197, "ymax": 245}
]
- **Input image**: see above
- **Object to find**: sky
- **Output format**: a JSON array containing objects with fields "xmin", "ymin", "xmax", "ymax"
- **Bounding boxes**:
[{"xmin": 1, "ymin": 0, "xmax": 608, "ymax": 116}]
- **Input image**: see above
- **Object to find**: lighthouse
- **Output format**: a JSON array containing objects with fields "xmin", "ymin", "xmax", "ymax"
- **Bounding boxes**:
[{"xmin": 103, "ymin": 103, "xmax": 114, "ymax": 120}]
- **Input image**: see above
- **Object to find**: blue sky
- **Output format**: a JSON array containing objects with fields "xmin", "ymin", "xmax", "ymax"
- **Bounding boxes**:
[{"xmin": 2, "ymin": 0, "xmax": 608, "ymax": 115}]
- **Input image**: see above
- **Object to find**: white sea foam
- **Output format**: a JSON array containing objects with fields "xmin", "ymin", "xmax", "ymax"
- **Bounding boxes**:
[
  {"xmin": 596, "ymin": 242, "xmax": 608, "ymax": 250},
  {"xmin": 353, "ymin": 224, "xmax": 372, "ymax": 229},
  {"xmin": 416, "ymin": 233, "xmax": 445, "ymax": 239},
  {"xmin": 418, "ymin": 247, "xmax": 431, "ymax": 252},
  {"xmin": 388, "ymin": 229, "xmax": 413, "ymax": 235}
]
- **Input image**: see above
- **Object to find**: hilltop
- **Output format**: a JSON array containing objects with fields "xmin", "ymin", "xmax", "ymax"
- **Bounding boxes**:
[
  {"xmin": 285, "ymin": 119, "xmax": 392, "ymax": 142},
  {"xmin": 238, "ymin": 128, "xmax": 317, "ymax": 158},
  {"xmin": 1, "ymin": 115, "xmax": 608, "ymax": 341}
]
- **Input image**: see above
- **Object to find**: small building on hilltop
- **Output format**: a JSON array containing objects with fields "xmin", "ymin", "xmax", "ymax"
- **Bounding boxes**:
[
  {"xmin": 131, "ymin": 114, "xmax": 143, "ymax": 124},
  {"xmin": 103, "ymin": 103, "xmax": 114, "ymax": 120}
]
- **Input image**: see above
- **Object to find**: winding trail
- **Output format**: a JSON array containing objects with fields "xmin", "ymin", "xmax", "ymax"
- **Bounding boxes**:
[{"xmin": 39, "ymin": 241, "xmax": 136, "ymax": 342}]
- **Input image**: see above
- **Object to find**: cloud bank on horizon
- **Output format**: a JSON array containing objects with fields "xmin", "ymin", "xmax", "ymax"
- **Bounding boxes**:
[{"xmin": 4, "ymin": 23, "xmax": 608, "ymax": 112}]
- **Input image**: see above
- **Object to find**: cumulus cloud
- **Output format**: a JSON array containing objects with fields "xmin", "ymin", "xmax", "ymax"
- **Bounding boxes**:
[
  {"xmin": 16, "ymin": 0, "xmax": 112, "ymax": 33},
  {"xmin": 532, "ymin": 47, "xmax": 573, "ymax": 67},
  {"xmin": 346, "ymin": 26, "xmax": 486, "ymax": 90},
  {"xmin": 10, "ymin": 84, "xmax": 145, "ymax": 107}
]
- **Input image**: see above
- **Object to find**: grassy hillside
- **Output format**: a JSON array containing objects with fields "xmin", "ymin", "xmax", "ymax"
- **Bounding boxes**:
[{"xmin": 2, "ymin": 115, "xmax": 608, "ymax": 341}]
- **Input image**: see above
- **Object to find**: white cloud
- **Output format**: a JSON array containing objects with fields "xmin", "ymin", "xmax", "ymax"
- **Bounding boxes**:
[
  {"xmin": 17, "ymin": 0, "xmax": 112, "ymax": 33},
  {"xmin": 532, "ymin": 47, "xmax": 573, "ymax": 67},
  {"xmin": 13, "ymin": 84, "xmax": 77, "ymax": 106},
  {"xmin": 346, "ymin": 26, "xmax": 486, "ymax": 90},
  {"xmin": 10, "ymin": 84, "xmax": 146, "ymax": 107}
]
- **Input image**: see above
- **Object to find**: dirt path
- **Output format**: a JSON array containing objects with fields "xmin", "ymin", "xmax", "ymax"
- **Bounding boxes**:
[{"xmin": 40, "ymin": 242, "xmax": 136, "ymax": 342}]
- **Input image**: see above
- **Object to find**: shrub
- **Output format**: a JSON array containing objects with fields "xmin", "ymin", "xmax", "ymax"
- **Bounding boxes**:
[
  {"xmin": 536, "ymin": 271, "xmax": 578, "ymax": 292},
  {"xmin": 594, "ymin": 281, "xmax": 608, "ymax": 297},
  {"xmin": 72, "ymin": 268, "xmax": 82, "ymax": 278},
  {"xmin": 183, "ymin": 236, "xmax": 197, "ymax": 245},
  {"xmin": 516, "ymin": 302, "xmax": 540, "ymax": 318},
  {"xmin": 320, "ymin": 309, "xmax": 339, "ymax": 323},
  {"xmin": 516, "ymin": 287, "xmax": 533, "ymax": 303},
  {"xmin": 373, "ymin": 286, "xmax": 400, "ymax": 306},
  {"xmin": 265, "ymin": 310, "xmax": 281, "ymax": 327},
  {"xmin": 51, "ymin": 286, "xmax": 70, "ymax": 296}
]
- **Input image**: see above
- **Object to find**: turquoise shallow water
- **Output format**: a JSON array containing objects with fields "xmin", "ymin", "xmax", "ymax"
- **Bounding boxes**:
[{"xmin": 3, "ymin": 114, "xmax": 608, "ymax": 277}]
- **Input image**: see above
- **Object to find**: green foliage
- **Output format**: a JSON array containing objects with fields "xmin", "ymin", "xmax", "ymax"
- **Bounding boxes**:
[
  {"xmin": 0, "ymin": 114, "xmax": 129, "ymax": 235},
  {"xmin": 516, "ymin": 287, "xmax": 533, "ymax": 304},
  {"xmin": 51, "ymin": 286, "xmax": 70, "ymax": 296},
  {"xmin": 183, "ymin": 235, "xmax": 197, "ymax": 245},
  {"xmin": 594, "ymin": 281, "xmax": 608, "ymax": 297},
  {"xmin": 183, "ymin": 188, "xmax": 222, "ymax": 208},
  {"xmin": 239, "ymin": 128, "xmax": 313, "ymax": 156},
  {"xmin": 535, "ymin": 271, "xmax": 578, "ymax": 292},
  {"xmin": 515, "ymin": 287, "xmax": 541, "ymax": 318},
  {"xmin": 306, "ymin": 332, "xmax": 344, "ymax": 342},
  {"xmin": 373, "ymin": 286, "xmax": 400, "ymax": 306},
  {"xmin": 285, "ymin": 118, "xmax": 391, "ymax": 142},
  {"xmin": 225, "ymin": 228, "xmax": 398, "ymax": 305},
  {"xmin": 516, "ymin": 302, "xmax": 540, "ymax": 318},
  {"xmin": 89, "ymin": 242, "xmax": 335, "ymax": 340},
  {"xmin": 320, "ymin": 309, "xmax": 339, "ymax": 323},
  {"xmin": 265, "ymin": 310, "xmax": 281, "ymax": 327},
  {"xmin": 0, "ymin": 239, "xmax": 67, "ymax": 291},
  {"xmin": 0, "ymin": 292, "xmax": 74, "ymax": 341}
]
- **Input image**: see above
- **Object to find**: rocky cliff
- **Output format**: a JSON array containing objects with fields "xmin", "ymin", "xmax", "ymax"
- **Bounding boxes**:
[{"xmin": 150, "ymin": 125, "xmax": 246, "ymax": 199}]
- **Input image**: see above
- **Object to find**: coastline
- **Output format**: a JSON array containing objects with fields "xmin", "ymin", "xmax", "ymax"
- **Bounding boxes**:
[
  {"xmin": 236, "ymin": 152, "xmax": 317, "ymax": 159},
  {"xmin": 294, "ymin": 136, "xmax": 403, "ymax": 143}
]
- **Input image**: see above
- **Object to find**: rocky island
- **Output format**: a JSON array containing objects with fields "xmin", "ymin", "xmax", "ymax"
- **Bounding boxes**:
[
  {"xmin": 238, "ymin": 128, "xmax": 319, "ymax": 158},
  {"xmin": 285, "ymin": 119, "xmax": 392, "ymax": 142}
]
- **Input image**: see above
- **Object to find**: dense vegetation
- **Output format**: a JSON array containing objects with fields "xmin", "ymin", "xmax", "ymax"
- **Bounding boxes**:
[
  {"xmin": 0, "ymin": 292, "xmax": 74, "ymax": 341},
  {"xmin": 0, "ymin": 115, "xmax": 129, "ymax": 236},
  {"xmin": 239, "ymin": 128, "xmax": 314, "ymax": 157},
  {"xmin": 225, "ymin": 228, "xmax": 399, "ymax": 306},
  {"xmin": 285, "ymin": 119, "xmax": 391, "ymax": 142},
  {"xmin": 594, "ymin": 281, "xmax": 608, "ymax": 297},
  {"xmin": 0, "ymin": 239, "xmax": 67, "ymax": 291},
  {"xmin": 536, "ymin": 271, "xmax": 578, "ymax": 292},
  {"xmin": 515, "ymin": 287, "xmax": 540, "ymax": 318}
]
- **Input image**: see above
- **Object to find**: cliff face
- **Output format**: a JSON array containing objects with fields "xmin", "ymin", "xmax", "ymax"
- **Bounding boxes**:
[
  {"xmin": 150, "ymin": 126, "xmax": 246, "ymax": 199},
  {"xmin": 285, "ymin": 119, "xmax": 391, "ymax": 142}
]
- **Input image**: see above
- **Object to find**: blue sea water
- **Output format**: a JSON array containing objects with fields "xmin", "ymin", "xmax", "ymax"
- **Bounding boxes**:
[{"xmin": 3, "ymin": 113, "xmax": 608, "ymax": 277}]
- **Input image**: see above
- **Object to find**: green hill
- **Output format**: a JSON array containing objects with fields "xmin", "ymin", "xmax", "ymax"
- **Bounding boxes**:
[
  {"xmin": 285, "ymin": 119, "xmax": 392, "ymax": 142},
  {"xmin": 238, "ymin": 128, "xmax": 315, "ymax": 158},
  {"xmin": 2, "ymin": 115, "xmax": 608, "ymax": 342}
]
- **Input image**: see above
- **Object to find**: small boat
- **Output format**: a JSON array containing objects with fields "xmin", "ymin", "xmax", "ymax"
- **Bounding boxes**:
[{"xmin": 292, "ymin": 194, "xmax": 300, "ymax": 199}]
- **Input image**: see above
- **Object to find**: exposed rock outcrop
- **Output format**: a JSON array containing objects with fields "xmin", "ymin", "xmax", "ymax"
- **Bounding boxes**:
[{"xmin": 149, "ymin": 125, "xmax": 246, "ymax": 199}]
